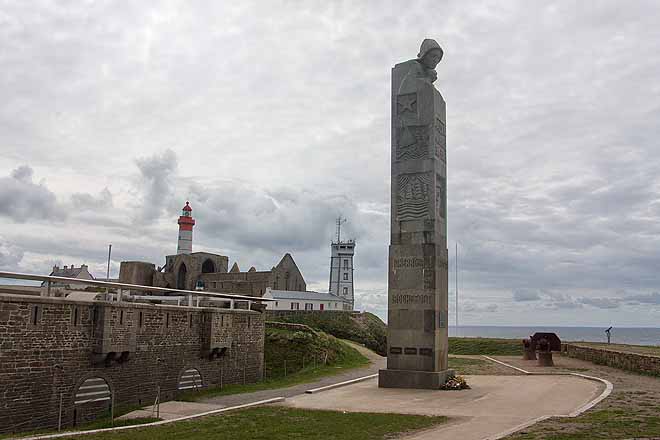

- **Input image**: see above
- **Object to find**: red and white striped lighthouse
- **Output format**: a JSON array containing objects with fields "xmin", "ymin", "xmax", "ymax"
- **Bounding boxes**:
[{"xmin": 177, "ymin": 201, "xmax": 195, "ymax": 254}]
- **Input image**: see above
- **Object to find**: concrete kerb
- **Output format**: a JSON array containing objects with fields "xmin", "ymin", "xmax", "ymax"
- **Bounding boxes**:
[
  {"xmin": 10, "ymin": 397, "xmax": 285, "ymax": 440},
  {"xmin": 305, "ymin": 374, "xmax": 378, "ymax": 394},
  {"xmin": 481, "ymin": 356, "xmax": 614, "ymax": 440}
]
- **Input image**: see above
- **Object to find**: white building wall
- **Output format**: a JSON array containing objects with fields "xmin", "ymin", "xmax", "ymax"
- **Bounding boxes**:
[
  {"xmin": 263, "ymin": 290, "xmax": 346, "ymax": 311},
  {"xmin": 328, "ymin": 241, "xmax": 355, "ymax": 310},
  {"xmin": 177, "ymin": 230, "xmax": 193, "ymax": 254}
]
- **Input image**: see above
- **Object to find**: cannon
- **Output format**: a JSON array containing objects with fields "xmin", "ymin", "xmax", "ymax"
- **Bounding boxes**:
[
  {"xmin": 522, "ymin": 338, "xmax": 537, "ymax": 360},
  {"xmin": 531, "ymin": 332, "xmax": 561, "ymax": 367}
]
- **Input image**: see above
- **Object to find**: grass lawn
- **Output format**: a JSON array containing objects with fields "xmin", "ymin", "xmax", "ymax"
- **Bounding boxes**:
[
  {"xmin": 575, "ymin": 342, "xmax": 660, "ymax": 357},
  {"xmin": 0, "ymin": 418, "xmax": 159, "ymax": 440},
  {"xmin": 449, "ymin": 337, "xmax": 522, "ymax": 356},
  {"xmin": 57, "ymin": 407, "xmax": 448, "ymax": 440},
  {"xmin": 178, "ymin": 338, "xmax": 369, "ymax": 401},
  {"xmin": 509, "ymin": 408, "xmax": 660, "ymax": 440},
  {"xmin": 178, "ymin": 359, "xmax": 368, "ymax": 401}
]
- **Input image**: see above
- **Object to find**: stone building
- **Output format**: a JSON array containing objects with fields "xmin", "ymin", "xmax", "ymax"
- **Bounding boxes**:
[
  {"xmin": 263, "ymin": 288, "xmax": 349, "ymax": 311},
  {"xmin": 328, "ymin": 239, "xmax": 355, "ymax": 309},
  {"xmin": 120, "ymin": 202, "xmax": 307, "ymax": 297},
  {"xmin": 121, "ymin": 252, "xmax": 306, "ymax": 298},
  {"xmin": 40, "ymin": 264, "xmax": 95, "ymax": 296},
  {"xmin": 0, "ymin": 292, "xmax": 265, "ymax": 434}
]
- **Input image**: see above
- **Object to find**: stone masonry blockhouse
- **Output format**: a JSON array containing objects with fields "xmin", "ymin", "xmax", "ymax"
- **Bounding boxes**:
[{"xmin": 0, "ymin": 294, "xmax": 264, "ymax": 434}]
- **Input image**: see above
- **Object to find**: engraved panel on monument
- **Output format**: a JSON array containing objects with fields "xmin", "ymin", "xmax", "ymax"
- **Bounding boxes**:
[
  {"xmin": 436, "ymin": 175, "xmax": 446, "ymax": 219},
  {"xmin": 391, "ymin": 255, "xmax": 435, "ymax": 290},
  {"xmin": 397, "ymin": 172, "xmax": 432, "ymax": 221},
  {"xmin": 434, "ymin": 117, "xmax": 446, "ymax": 163},
  {"xmin": 396, "ymin": 125, "xmax": 430, "ymax": 162},
  {"xmin": 391, "ymin": 292, "xmax": 434, "ymax": 307}
]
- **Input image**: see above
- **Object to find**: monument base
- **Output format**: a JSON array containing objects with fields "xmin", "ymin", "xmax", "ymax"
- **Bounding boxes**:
[{"xmin": 378, "ymin": 368, "xmax": 455, "ymax": 390}]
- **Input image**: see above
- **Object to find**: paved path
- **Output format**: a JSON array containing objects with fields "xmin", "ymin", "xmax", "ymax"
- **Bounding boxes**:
[
  {"xmin": 282, "ymin": 374, "xmax": 604, "ymax": 440},
  {"xmin": 122, "ymin": 341, "xmax": 384, "ymax": 420},
  {"xmin": 119, "ymin": 402, "xmax": 225, "ymax": 421},
  {"xmin": 200, "ymin": 340, "xmax": 385, "ymax": 407}
]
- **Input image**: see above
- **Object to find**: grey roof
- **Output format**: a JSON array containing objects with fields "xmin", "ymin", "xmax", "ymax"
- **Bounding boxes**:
[
  {"xmin": 41, "ymin": 265, "xmax": 93, "ymax": 287},
  {"xmin": 268, "ymin": 289, "xmax": 347, "ymax": 302},
  {"xmin": 51, "ymin": 267, "xmax": 84, "ymax": 278}
]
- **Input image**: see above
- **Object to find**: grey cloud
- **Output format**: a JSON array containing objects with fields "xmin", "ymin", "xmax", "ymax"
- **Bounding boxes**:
[
  {"xmin": 190, "ymin": 183, "xmax": 363, "ymax": 254},
  {"xmin": 0, "ymin": 239, "xmax": 24, "ymax": 270},
  {"xmin": 513, "ymin": 289, "xmax": 541, "ymax": 302},
  {"xmin": 71, "ymin": 188, "xmax": 113, "ymax": 210},
  {"xmin": 549, "ymin": 300, "xmax": 583, "ymax": 310},
  {"xmin": 0, "ymin": 166, "xmax": 65, "ymax": 222},
  {"xmin": 462, "ymin": 301, "xmax": 498, "ymax": 314},
  {"xmin": 626, "ymin": 292, "xmax": 660, "ymax": 305},
  {"xmin": 11, "ymin": 165, "xmax": 33, "ymax": 182},
  {"xmin": 578, "ymin": 297, "xmax": 621, "ymax": 309},
  {"xmin": 354, "ymin": 289, "xmax": 387, "ymax": 321},
  {"xmin": 135, "ymin": 149, "xmax": 177, "ymax": 221},
  {"xmin": 3, "ymin": 1, "xmax": 660, "ymax": 326}
]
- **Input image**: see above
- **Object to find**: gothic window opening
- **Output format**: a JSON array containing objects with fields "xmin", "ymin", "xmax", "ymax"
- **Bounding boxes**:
[
  {"xmin": 201, "ymin": 259, "xmax": 215, "ymax": 273},
  {"xmin": 177, "ymin": 263, "xmax": 187, "ymax": 290}
]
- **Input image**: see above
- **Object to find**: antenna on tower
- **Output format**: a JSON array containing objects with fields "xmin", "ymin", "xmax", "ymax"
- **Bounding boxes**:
[{"xmin": 335, "ymin": 216, "xmax": 347, "ymax": 243}]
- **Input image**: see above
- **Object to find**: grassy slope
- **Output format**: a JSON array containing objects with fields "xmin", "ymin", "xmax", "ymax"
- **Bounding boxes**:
[
  {"xmin": 267, "ymin": 312, "xmax": 387, "ymax": 356},
  {"xmin": 58, "ymin": 407, "xmax": 448, "ymax": 440},
  {"xmin": 179, "ymin": 325, "xmax": 368, "ymax": 401}
]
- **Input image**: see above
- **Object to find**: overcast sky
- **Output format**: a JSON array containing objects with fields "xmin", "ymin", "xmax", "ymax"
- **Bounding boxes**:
[{"xmin": 2, "ymin": 1, "xmax": 660, "ymax": 327}]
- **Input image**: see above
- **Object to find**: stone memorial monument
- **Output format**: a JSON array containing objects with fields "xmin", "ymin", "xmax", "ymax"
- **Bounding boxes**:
[{"xmin": 379, "ymin": 39, "xmax": 454, "ymax": 389}]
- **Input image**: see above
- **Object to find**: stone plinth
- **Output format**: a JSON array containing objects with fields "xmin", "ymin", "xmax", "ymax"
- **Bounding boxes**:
[
  {"xmin": 379, "ymin": 40, "xmax": 453, "ymax": 389},
  {"xmin": 537, "ymin": 351, "xmax": 554, "ymax": 367}
]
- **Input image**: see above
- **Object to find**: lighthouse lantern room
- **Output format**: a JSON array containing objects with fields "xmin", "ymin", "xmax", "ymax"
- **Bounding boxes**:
[{"xmin": 177, "ymin": 201, "xmax": 195, "ymax": 254}]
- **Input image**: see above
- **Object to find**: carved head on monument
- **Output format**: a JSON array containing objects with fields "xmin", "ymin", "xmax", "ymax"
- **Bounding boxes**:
[{"xmin": 416, "ymin": 39, "xmax": 444, "ymax": 83}]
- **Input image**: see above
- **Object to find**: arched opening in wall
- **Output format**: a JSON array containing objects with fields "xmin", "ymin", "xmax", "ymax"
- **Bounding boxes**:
[
  {"xmin": 74, "ymin": 377, "xmax": 111, "ymax": 418},
  {"xmin": 178, "ymin": 368, "xmax": 203, "ymax": 391},
  {"xmin": 201, "ymin": 259, "xmax": 215, "ymax": 273},
  {"xmin": 177, "ymin": 263, "xmax": 187, "ymax": 290}
]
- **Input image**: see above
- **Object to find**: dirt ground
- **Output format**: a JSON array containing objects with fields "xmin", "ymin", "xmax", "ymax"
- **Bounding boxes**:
[{"xmin": 495, "ymin": 354, "xmax": 660, "ymax": 439}]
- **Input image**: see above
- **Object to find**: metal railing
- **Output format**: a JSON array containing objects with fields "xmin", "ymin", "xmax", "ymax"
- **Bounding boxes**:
[{"xmin": 0, "ymin": 271, "xmax": 274, "ymax": 310}]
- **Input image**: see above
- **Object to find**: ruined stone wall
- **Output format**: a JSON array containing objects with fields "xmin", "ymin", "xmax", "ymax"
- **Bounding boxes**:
[
  {"xmin": 0, "ymin": 294, "xmax": 264, "ymax": 434},
  {"xmin": 204, "ymin": 271, "xmax": 273, "ymax": 297},
  {"xmin": 563, "ymin": 343, "xmax": 660, "ymax": 376}
]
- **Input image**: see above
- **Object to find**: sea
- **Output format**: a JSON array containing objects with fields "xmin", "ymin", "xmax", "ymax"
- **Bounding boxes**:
[{"xmin": 448, "ymin": 326, "xmax": 660, "ymax": 346}]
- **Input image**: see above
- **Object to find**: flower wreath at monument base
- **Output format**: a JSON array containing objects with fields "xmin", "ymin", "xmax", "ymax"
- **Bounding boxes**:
[{"xmin": 440, "ymin": 375, "xmax": 470, "ymax": 390}]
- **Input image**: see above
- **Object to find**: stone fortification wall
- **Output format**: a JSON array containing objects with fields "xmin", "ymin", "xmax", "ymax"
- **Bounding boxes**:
[
  {"xmin": 0, "ymin": 294, "xmax": 264, "ymax": 434},
  {"xmin": 563, "ymin": 343, "xmax": 660, "ymax": 376}
]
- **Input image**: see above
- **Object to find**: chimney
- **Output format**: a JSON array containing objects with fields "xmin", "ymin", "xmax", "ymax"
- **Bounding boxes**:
[{"xmin": 63, "ymin": 265, "xmax": 68, "ymax": 270}]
